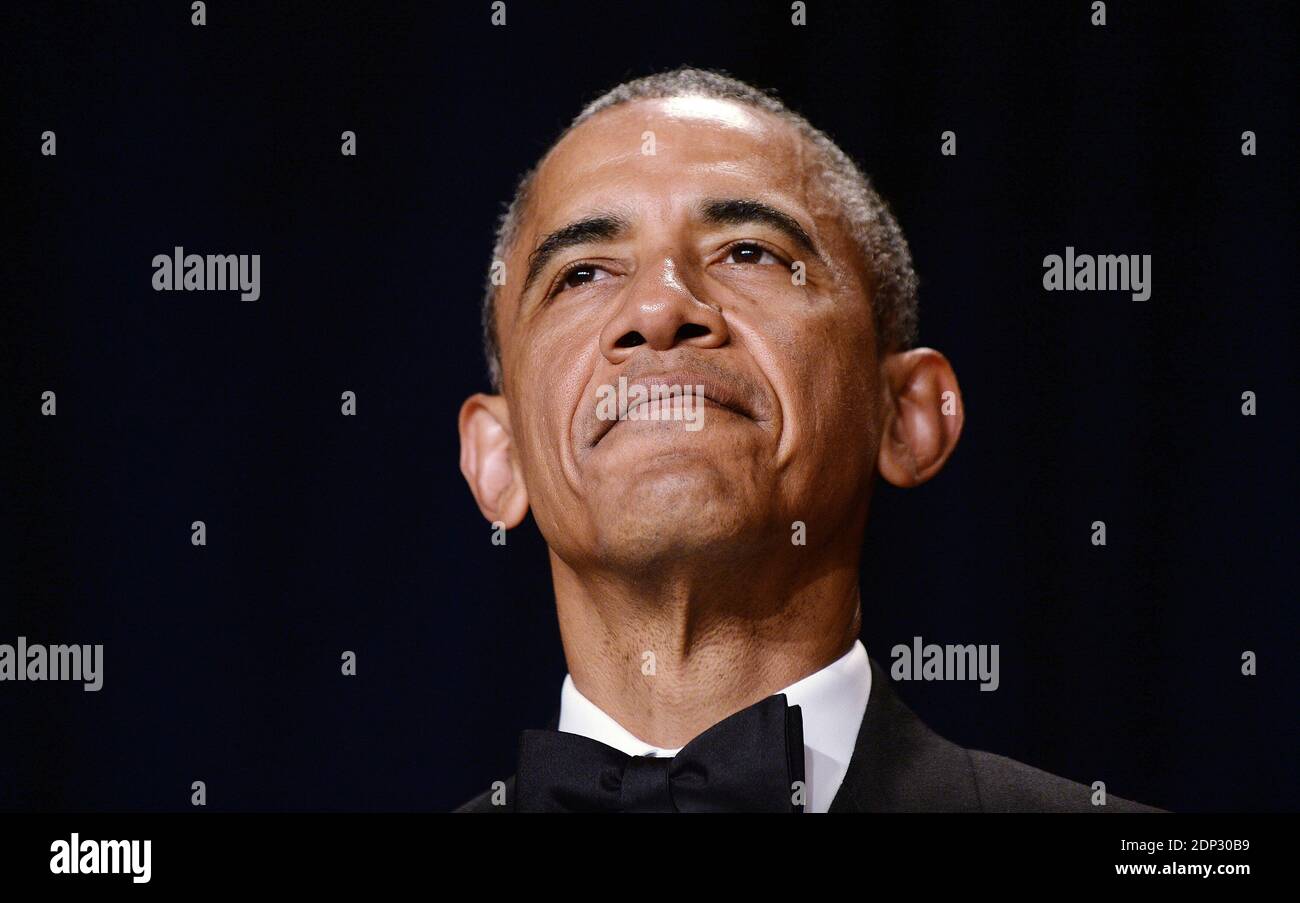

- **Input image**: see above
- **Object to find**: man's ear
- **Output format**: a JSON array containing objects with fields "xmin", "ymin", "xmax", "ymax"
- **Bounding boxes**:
[
  {"xmin": 458, "ymin": 393, "xmax": 529, "ymax": 528},
  {"xmin": 877, "ymin": 348, "xmax": 964, "ymax": 488}
]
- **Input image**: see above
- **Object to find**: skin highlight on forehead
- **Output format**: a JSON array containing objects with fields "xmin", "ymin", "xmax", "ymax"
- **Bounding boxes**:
[
  {"xmin": 531, "ymin": 98, "xmax": 799, "ymax": 225},
  {"xmin": 657, "ymin": 94, "xmax": 769, "ymax": 129}
]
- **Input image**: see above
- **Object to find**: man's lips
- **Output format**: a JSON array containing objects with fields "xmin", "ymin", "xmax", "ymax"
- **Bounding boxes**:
[{"xmin": 586, "ymin": 371, "xmax": 759, "ymax": 448}]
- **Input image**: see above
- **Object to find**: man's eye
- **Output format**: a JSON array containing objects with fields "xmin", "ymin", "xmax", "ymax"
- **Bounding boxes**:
[
  {"xmin": 558, "ymin": 264, "xmax": 608, "ymax": 293},
  {"xmin": 726, "ymin": 242, "xmax": 780, "ymax": 265}
]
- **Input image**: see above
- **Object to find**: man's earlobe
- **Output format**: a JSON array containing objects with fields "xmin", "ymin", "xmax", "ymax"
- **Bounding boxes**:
[
  {"xmin": 458, "ymin": 393, "xmax": 529, "ymax": 527},
  {"xmin": 877, "ymin": 348, "xmax": 964, "ymax": 488}
]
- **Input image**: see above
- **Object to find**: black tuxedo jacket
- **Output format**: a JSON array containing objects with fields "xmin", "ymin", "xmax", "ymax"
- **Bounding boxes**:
[{"xmin": 457, "ymin": 656, "xmax": 1162, "ymax": 813}]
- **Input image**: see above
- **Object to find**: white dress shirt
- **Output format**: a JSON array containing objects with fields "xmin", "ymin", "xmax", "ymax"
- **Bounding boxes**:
[{"xmin": 557, "ymin": 639, "xmax": 872, "ymax": 813}]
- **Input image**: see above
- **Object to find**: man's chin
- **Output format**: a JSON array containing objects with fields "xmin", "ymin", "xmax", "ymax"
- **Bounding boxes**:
[{"xmin": 586, "ymin": 468, "xmax": 771, "ymax": 566}]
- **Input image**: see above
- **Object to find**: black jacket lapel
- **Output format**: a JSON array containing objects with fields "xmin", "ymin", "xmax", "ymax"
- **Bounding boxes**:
[{"xmin": 829, "ymin": 657, "xmax": 982, "ymax": 812}]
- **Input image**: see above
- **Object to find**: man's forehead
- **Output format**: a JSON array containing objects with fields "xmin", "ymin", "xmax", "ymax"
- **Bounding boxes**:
[{"xmin": 522, "ymin": 97, "xmax": 810, "ymax": 235}]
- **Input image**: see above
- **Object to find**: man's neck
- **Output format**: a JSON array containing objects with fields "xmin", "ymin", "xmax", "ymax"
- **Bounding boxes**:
[{"xmin": 550, "ymin": 548, "xmax": 862, "ymax": 749}]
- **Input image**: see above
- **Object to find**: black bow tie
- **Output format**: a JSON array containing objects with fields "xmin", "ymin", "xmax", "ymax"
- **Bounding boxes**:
[{"xmin": 514, "ymin": 694, "xmax": 805, "ymax": 812}]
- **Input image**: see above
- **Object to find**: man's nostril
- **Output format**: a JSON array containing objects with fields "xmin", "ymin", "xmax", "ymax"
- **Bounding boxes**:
[
  {"xmin": 675, "ymin": 323, "xmax": 710, "ymax": 342},
  {"xmin": 615, "ymin": 330, "xmax": 647, "ymax": 349}
]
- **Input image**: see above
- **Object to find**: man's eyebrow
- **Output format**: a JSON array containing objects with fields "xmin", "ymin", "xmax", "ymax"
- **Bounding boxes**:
[
  {"xmin": 698, "ymin": 198, "xmax": 822, "ymax": 260},
  {"xmin": 523, "ymin": 213, "xmax": 629, "ymax": 293}
]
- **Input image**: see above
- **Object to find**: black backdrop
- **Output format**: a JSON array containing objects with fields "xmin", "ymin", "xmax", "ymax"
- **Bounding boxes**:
[{"xmin": 2, "ymin": 1, "xmax": 1295, "ymax": 813}]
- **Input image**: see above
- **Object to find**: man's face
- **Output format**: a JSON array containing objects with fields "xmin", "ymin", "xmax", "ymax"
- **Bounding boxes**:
[{"xmin": 494, "ymin": 96, "xmax": 884, "ymax": 568}]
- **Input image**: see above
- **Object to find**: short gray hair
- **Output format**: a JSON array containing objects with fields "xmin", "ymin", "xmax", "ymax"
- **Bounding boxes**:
[{"xmin": 481, "ymin": 67, "xmax": 919, "ymax": 390}]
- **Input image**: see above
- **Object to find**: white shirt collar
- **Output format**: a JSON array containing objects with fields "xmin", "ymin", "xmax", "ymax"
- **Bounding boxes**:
[{"xmin": 557, "ymin": 639, "xmax": 871, "ymax": 813}]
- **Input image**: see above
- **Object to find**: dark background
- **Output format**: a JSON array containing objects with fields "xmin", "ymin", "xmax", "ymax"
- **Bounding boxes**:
[{"xmin": 2, "ymin": 1, "xmax": 1295, "ymax": 813}]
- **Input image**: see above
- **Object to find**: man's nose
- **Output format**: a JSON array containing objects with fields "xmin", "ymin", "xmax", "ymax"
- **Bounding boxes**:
[{"xmin": 598, "ymin": 259, "xmax": 729, "ymax": 363}]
